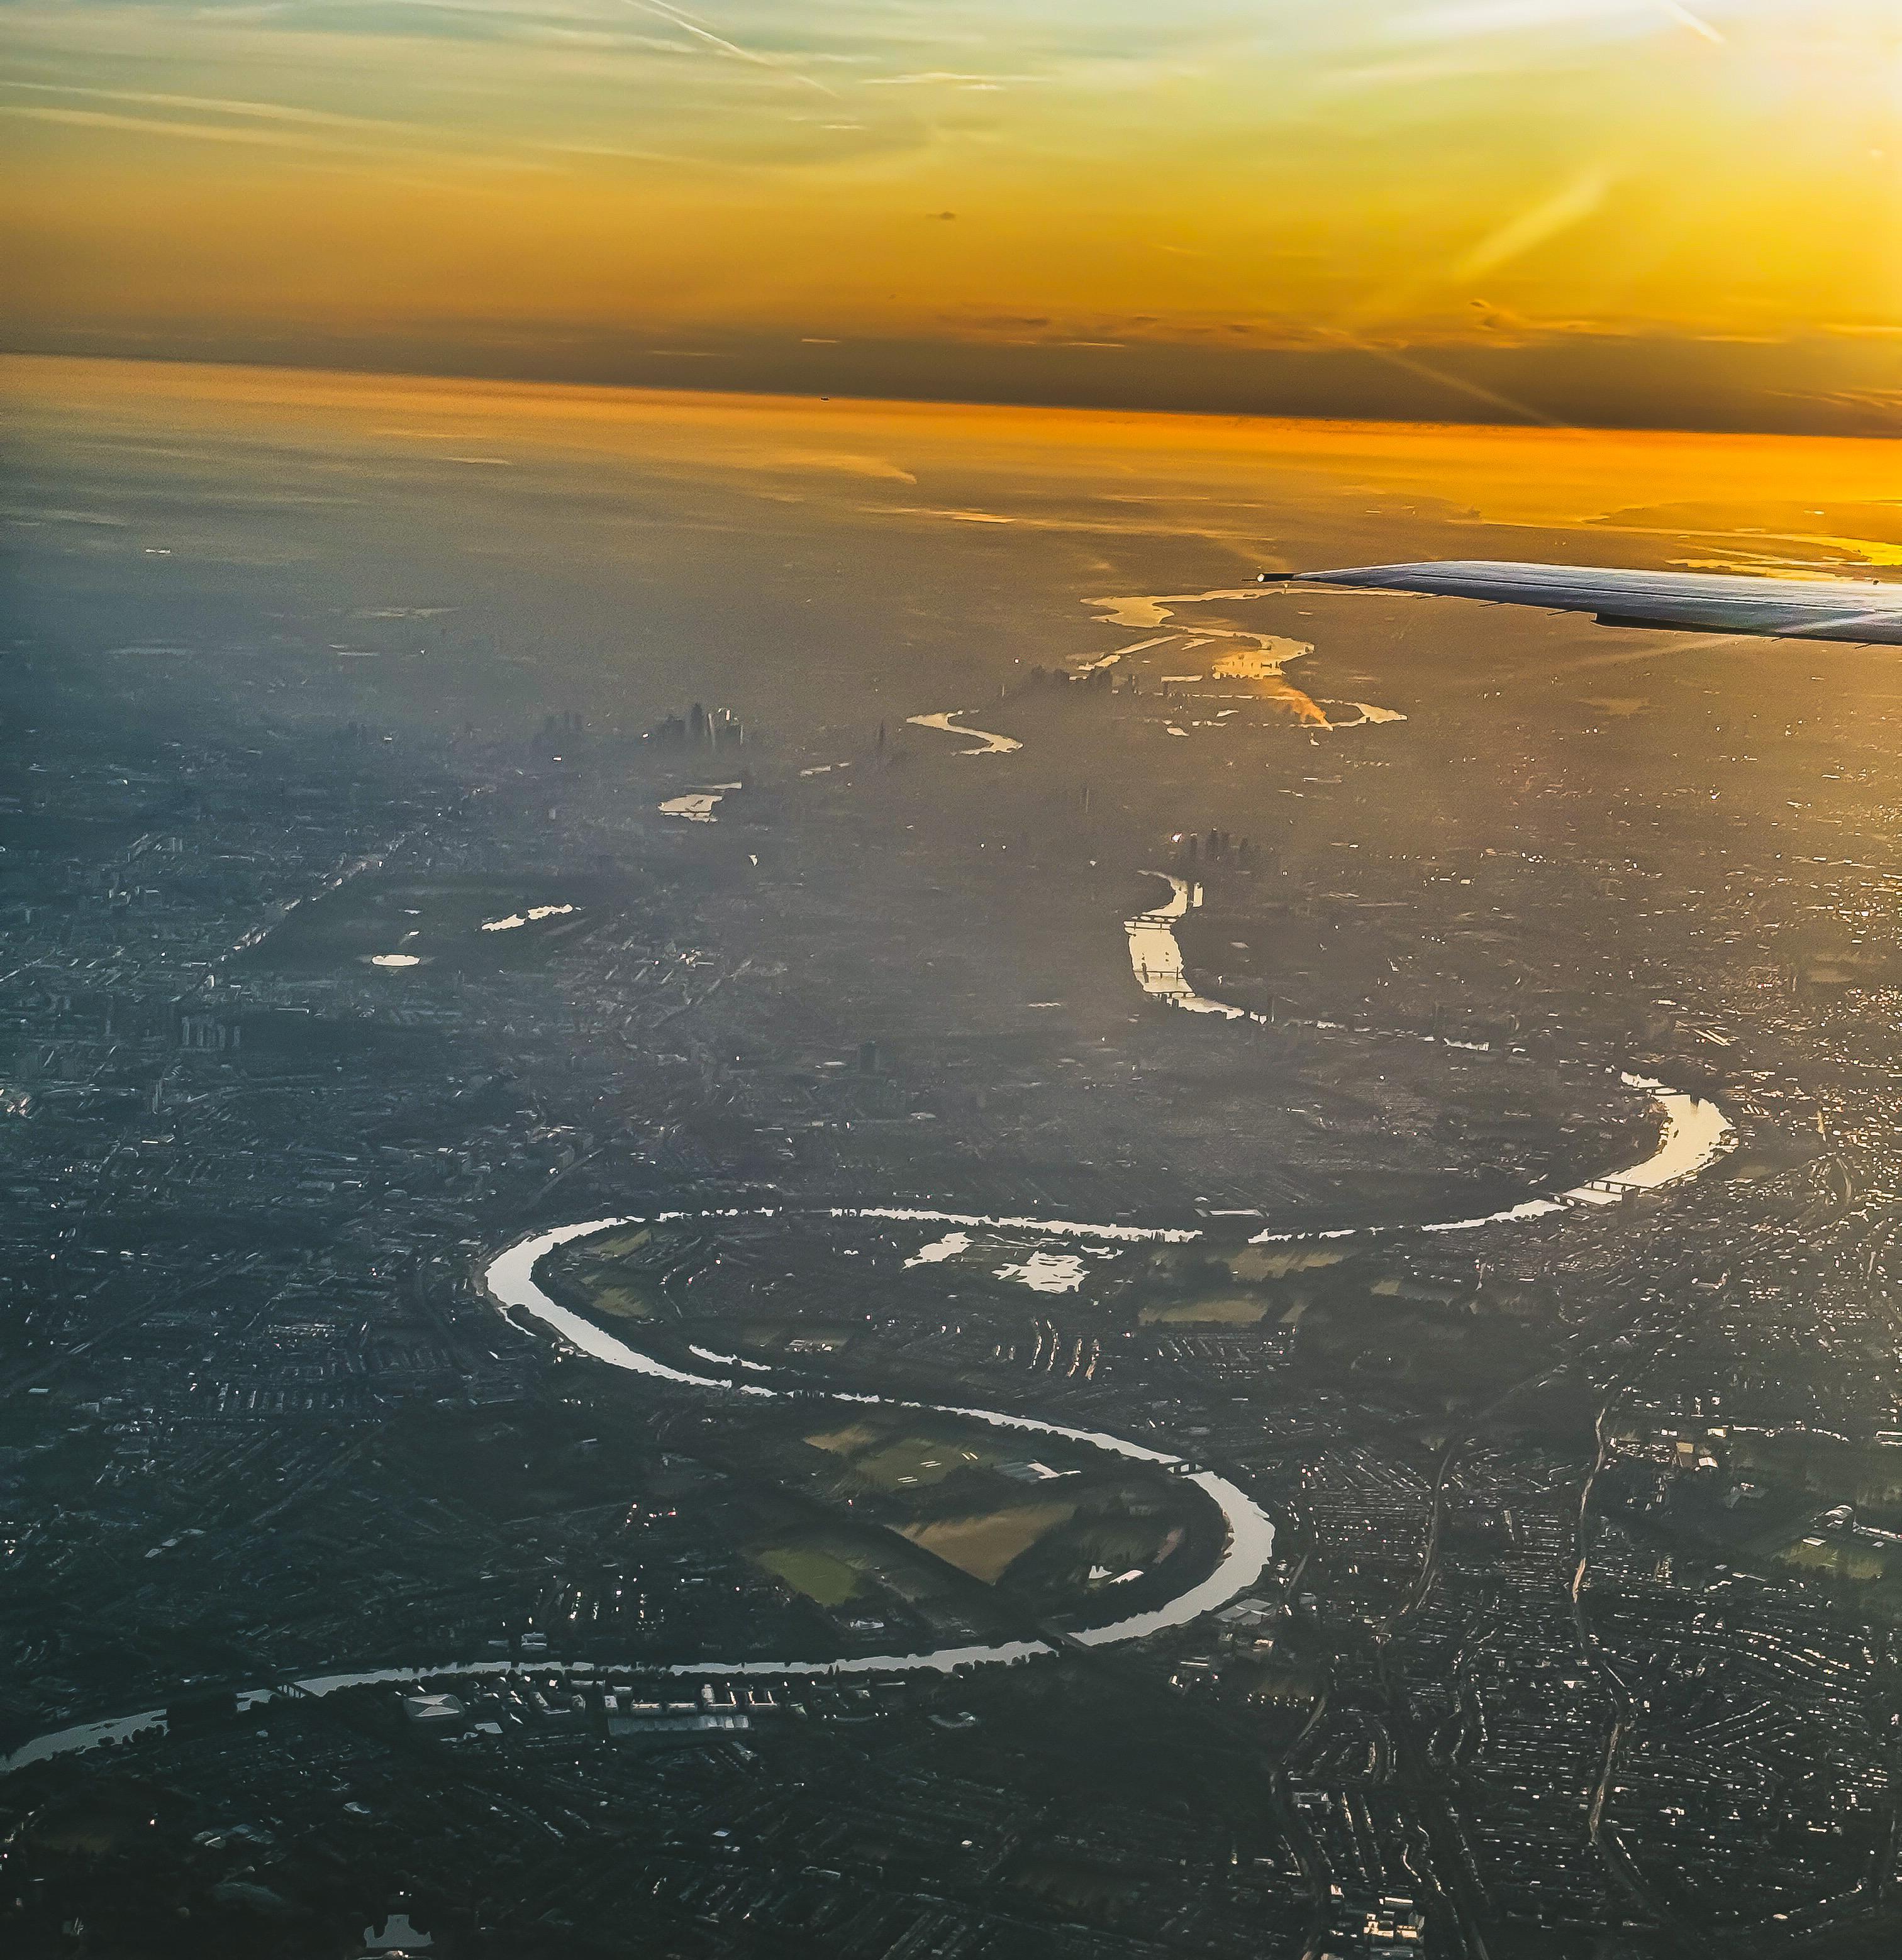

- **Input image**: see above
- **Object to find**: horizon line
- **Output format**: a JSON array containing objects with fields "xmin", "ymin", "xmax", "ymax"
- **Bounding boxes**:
[{"xmin": 4, "ymin": 338, "xmax": 1898, "ymax": 450}]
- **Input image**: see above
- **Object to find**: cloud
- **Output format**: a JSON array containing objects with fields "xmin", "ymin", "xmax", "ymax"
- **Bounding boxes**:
[
  {"xmin": 881, "ymin": 505, "xmax": 1014, "ymax": 523},
  {"xmin": 860, "ymin": 71, "xmax": 1040, "ymax": 87},
  {"xmin": 538, "ymin": 138, "xmax": 760, "ymax": 171},
  {"xmin": 1, "ymin": 80, "xmax": 409, "ymax": 132},
  {"xmin": 776, "ymin": 449, "xmax": 916, "ymax": 482},
  {"xmin": 0, "ymin": 103, "xmax": 386, "ymax": 153},
  {"xmin": 1, "ymin": 504, "xmax": 129, "ymax": 527},
  {"xmin": 616, "ymin": 0, "xmax": 839, "ymax": 97},
  {"xmin": 1659, "ymin": 2, "xmax": 1724, "ymax": 43}
]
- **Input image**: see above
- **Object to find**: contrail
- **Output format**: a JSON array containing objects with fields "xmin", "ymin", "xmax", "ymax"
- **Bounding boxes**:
[
  {"xmin": 1359, "ymin": 343, "xmax": 1569, "ymax": 430},
  {"xmin": 620, "ymin": 0, "xmax": 840, "ymax": 97},
  {"xmin": 1659, "ymin": 1, "xmax": 1725, "ymax": 43},
  {"xmin": 1320, "ymin": 327, "xmax": 1572, "ymax": 431}
]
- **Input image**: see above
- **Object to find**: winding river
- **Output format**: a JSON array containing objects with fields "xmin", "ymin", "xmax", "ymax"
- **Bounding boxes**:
[
  {"xmin": 905, "ymin": 710, "xmax": 1023, "ymax": 755},
  {"xmin": 481, "ymin": 1211, "xmax": 1282, "ymax": 1658},
  {"xmin": 1, "ymin": 1212, "xmax": 1280, "ymax": 1774},
  {"xmin": 1126, "ymin": 872, "xmax": 1733, "ymax": 1236},
  {"xmin": 1, "ymin": 872, "xmax": 1736, "ymax": 1776}
]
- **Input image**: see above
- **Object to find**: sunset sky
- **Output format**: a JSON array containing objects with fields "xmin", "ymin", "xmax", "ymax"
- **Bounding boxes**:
[{"xmin": 5, "ymin": 1, "xmax": 1901, "ymax": 430}]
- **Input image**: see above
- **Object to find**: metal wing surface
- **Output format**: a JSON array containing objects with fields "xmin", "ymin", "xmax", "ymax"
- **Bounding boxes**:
[{"xmin": 1287, "ymin": 561, "xmax": 1902, "ymax": 645}]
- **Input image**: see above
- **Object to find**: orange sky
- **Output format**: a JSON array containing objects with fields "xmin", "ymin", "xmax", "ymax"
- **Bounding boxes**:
[
  {"xmin": 18, "ymin": 350, "xmax": 1902, "ymax": 531},
  {"xmin": 4, "ymin": 3, "xmax": 1901, "ymax": 429}
]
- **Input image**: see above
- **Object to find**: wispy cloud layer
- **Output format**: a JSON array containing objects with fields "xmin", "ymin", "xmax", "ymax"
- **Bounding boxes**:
[{"xmin": 1, "ymin": 0, "xmax": 1894, "ymax": 431}]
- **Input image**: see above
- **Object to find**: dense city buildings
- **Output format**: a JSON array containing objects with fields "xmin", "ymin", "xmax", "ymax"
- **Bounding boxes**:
[{"xmin": 8, "ymin": 361, "xmax": 1902, "ymax": 1957}]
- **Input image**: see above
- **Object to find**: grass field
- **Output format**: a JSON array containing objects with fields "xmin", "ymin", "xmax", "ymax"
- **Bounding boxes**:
[
  {"xmin": 855, "ymin": 1437, "xmax": 991, "ymax": 1488},
  {"xmin": 904, "ymin": 1501, "xmax": 1076, "ymax": 1583},
  {"xmin": 1779, "ymin": 1536, "xmax": 1886, "ymax": 1581},
  {"xmin": 1139, "ymin": 1295, "xmax": 1267, "ymax": 1326},
  {"xmin": 1228, "ymin": 1246, "xmax": 1350, "ymax": 1281},
  {"xmin": 586, "ymin": 1229, "xmax": 652, "ymax": 1259},
  {"xmin": 565, "ymin": 1231, "xmax": 662, "ymax": 1319},
  {"xmin": 749, "ymin": 1544, "xmax": 865, "ymax": 1608},
  {"xmin": 805, "ymin": 1423, "xmax": 881, "ymax": 1456},
  {"xmin": 1072, "ymin": 1513, "xmax": 1179, "ymax": 1573},
  {"xmin": 582, "ymin": 1283, "xmax": 652, "ymax": 1320},
  {"xmin": 805, "ymin": 1425, "xmax": 998, "ymax": 1491}
]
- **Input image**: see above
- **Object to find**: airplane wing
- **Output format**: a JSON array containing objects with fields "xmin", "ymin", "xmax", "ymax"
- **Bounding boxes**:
[{"xmin": 1285, "ymin": 560, "xmax": 1902, "ymax": 645}]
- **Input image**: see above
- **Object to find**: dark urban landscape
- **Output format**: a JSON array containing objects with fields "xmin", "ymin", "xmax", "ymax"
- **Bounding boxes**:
[{"xmin": 5, "ymin": 352, "xmax": 1902, "ymax": 1958}]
